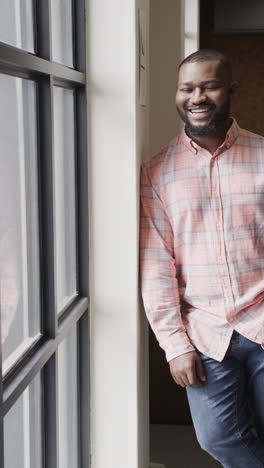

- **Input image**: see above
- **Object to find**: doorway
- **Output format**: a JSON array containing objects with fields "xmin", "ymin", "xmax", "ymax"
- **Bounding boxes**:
[{"xmin": 149, "ymin": 1, "xmax": 264, "ymax": 466}]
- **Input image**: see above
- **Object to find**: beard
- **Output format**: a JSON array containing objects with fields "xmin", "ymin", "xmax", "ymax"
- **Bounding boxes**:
[{"xmin": 176, "ymin": 97, "xmax": 231, "ymax": 137}]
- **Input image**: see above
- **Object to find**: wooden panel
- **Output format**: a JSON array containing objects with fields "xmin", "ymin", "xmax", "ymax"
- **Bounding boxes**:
[
  {"xmin": 200, "ymin": 0, "xmax": 264, "ymax": 136},
  {"xmin": 149, "ymin": 328, "xmax": 192, "ymax": 424}
]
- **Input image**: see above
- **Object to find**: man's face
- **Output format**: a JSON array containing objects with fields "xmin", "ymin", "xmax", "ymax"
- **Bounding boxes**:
[{"xmin": 175, "ymin": 60, "xmax": 232, "ymax": 137}]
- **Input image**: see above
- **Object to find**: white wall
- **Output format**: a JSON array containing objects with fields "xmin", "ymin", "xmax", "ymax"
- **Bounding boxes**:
[
  {"xmin": 86, "ymin": 0, "xmax": 149, "ymax": 467},
  {"xmin": 184, "ymin": 0, "xmax": 200, "ymax": 58}
]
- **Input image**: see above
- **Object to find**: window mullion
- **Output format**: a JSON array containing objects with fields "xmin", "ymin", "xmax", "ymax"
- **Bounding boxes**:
[
  {"xmin": 44, "ymin": 353, "xmax": 58, "ymax": 468},
  {"xmin": 38, "ymin": 72, "xmax": 58, "ymax": 468},
  {"xmin": 0, "ymin": 418, "xmax": 3, "ymax": 468},
  {"xmin": 76, "ymin": 87, "xmax": 89, "ymax": 298},
  {"xmin": 75, "ymin": 0, "xmax": 86, "ymax": 73},
  {"xmin": 39, "ymin": 75, "xmax": 58, "ymax": 338},
  {"xmin": 78, "ymin": 311, "xmax": 90, "ymax": 468},
  {"xmin": 35, "ymin": 0, "xmax": 52, "ymax": 61}
]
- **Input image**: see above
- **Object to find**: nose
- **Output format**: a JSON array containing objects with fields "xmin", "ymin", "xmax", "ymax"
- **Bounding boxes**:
[{"xmin": 190, "ymin": 87, "xmax": 207, "ymax": 105}]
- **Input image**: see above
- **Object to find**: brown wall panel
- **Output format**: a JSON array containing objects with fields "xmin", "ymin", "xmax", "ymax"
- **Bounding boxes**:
[
  {"xmin": 200, "ymin": 0, "xmax": 264, "ymax": 136},
  {"xmin": 149, "ymin": 327, "xmax": 192, "ymax": 425}
]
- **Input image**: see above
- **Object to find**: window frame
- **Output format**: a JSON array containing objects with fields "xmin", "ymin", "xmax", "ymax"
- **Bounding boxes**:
[{"xmin": 0, "ymin": 1, "xmax": 89, "ymax": 467}]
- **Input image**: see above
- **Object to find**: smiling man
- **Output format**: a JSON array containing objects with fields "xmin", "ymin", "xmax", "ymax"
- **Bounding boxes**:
[{"xmin": 140, "ymin": 49, "xmax": 264, "ymax": 467}]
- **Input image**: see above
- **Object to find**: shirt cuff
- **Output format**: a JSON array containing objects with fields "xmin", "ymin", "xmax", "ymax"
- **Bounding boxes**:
[{"xmin": 163, "ymin": 332, "xmax": 195, "ymax": 362}]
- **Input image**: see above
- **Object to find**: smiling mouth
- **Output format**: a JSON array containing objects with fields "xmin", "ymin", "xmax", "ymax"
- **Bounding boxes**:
[{"xmin": 188, "ymin": 107, "xmax": 213, "ymax": 114}]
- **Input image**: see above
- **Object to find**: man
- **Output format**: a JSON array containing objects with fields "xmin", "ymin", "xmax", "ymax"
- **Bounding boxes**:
[{"xmin": 140, "ymin": 49, "xmax": 264, "ymax": 467}]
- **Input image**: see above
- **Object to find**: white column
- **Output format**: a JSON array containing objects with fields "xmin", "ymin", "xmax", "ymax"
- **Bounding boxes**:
[
  {"xmin": 87, "ymin": 0, "xmax": 150, "ymax": 467},
  {"xmin": 184, "ymin": 0, "xmax": 200, "ymax": 57}
]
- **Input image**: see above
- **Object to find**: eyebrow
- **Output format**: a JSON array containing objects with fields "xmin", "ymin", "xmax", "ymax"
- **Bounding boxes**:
[{"xmin": 178, "ymin": 79, "xmax": 224, "ymax": 86}]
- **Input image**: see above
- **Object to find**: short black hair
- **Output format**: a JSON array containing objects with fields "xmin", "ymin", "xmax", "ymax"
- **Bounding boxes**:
[{"xmin": 178, "ymin": 49, "xmax": 232, "ymax": 81}]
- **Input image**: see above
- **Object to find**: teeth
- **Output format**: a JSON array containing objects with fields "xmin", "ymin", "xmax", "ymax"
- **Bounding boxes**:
[{"xmin": 190, "ymin": 109, "xmax": 210, "ymax": 113}]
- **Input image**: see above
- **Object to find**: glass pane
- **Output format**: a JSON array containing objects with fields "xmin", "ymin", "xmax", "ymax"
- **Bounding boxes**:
[
  {"xmin": 4, "ymin": 373, "xmax": 42, "ymax": 468},
  {"xmin": 0, "ymin": 75, "xmax": 40, "ymax": 374},
  {"xmin": 0, "ymin": 0, "xmax": 35, "ymax": 53},
  {"xmin": 53, "ymin": 87, "xmax": 77, "ymax": 312},
  {"xmin": 51, "ymin": 0, "xmax": 74, "ymax": 67},
  {"xmin": 58, "ymin": 325, "xmax": 78, "ymax": 468}
]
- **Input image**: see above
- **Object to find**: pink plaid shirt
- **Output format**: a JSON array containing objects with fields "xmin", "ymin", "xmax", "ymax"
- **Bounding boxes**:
[{"xmin": 140, "ymin": 119, "xmax": 264, "ymax": 362}]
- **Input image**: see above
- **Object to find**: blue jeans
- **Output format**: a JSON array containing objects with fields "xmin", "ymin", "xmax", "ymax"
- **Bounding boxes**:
[{"xmin": 186, "ymin": 331, "xmax": 264, "ymax": 468}]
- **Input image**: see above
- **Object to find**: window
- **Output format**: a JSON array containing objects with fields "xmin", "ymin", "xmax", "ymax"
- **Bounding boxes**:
[{"xmin": 0, "ymin": 1, "xmax": 89, "ymax": 467}]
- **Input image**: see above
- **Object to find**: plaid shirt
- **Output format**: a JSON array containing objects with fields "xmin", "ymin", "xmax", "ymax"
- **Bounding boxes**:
[{"xmin": 140, "ymin": 119, "xmax": 264, "ymax": 362}]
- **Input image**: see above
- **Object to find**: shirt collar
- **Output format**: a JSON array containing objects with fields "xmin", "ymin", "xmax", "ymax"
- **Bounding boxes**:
[{"xmin": 180, "ymin": 118, "xmax": 240, "ymax": 154}]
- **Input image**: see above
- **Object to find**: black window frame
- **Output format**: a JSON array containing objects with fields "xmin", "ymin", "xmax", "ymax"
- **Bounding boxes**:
[{"xmin": 0, "ymin": 1, "xmax": 89, "ymax": 467}]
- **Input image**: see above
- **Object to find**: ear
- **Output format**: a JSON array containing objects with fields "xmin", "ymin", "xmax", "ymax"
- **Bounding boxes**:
[{"xmin": 229, "ymin": 80, "xmax": 239, "ymax": 95}]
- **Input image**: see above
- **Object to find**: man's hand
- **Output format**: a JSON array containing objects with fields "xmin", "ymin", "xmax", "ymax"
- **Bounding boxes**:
[{"xmin": 169, "ymin": 351, "xmax": 206, "ymax": 388}]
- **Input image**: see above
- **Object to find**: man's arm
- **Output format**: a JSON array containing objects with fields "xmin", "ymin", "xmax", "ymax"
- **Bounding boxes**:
[{"xmin": 140, "ymin": 164, "xmax": 206, "ymax": 387}]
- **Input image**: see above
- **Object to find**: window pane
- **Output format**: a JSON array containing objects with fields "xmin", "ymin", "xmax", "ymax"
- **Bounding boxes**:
[
  {"xmin": 58, "ymin": 325, "xmax": 78, "ymax": 468},
  {"xmin": 4, "ymin": 373, "xmax": 42, "ymax": 468},
  {"xmin": 53, "ymin": 87, "xmax": 77, "ymax": 312},
  {"xmin": 0, "ymin": 75, "xmax": 40, "ymax": 374},
  {"xmin": 0, "ymin": 0, "xmax": 35, "ymax": 53},
  {"xmin": 51, "ymin": 0, "xmax": 74, "ymax": 67}
]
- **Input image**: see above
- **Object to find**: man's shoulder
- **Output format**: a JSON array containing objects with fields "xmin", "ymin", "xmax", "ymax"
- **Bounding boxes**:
[
  {"xmin": 142, "ymin": 134, "xmax": 184, "ymax": 171},
  {"xmin": 238, "ymin": 127, "xmax": 264, "ymax": 148}
]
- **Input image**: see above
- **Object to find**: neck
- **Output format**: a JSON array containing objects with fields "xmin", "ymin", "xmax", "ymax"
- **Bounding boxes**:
[{"xmin": 187, "ymin": 118, "xmax": 232, "ymax": 155}]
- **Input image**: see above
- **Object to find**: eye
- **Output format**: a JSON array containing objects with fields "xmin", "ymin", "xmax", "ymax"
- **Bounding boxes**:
[
  {"xmin": 180, "ymin": 88, "xmax": 192, "ymax": 93},
  {"xmin": 204, "ymin": 85, "xmax": 219, "ymax": 91}
]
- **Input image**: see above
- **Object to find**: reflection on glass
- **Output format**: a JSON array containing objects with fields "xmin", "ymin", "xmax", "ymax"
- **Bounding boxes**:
[
  {"xmin": 53, "ymin": 87, "xmax": 77, "ymax": 312},
  {"xmin": 0, "ymin": 0, "xmax": 35, "ymax": 53},
  {"xmin": 4, "ymin": 373, "xmax": 42, "ymax": 468},
  {"xmin": 0, "ymin": 74, "xmax": 41, "ymax": 374},
  {"xmin": 58, "ymin": 325, "xmax": 78, "ymax": 468},
  {"xmin": 51, "ymin": 0, "xmax": 74, "ymax": 67}
]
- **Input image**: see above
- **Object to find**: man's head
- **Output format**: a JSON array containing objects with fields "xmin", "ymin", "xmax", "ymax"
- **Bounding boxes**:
[{"xmin": 176, "ymin": 49, "xmax": 236, "ymax": 138}]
